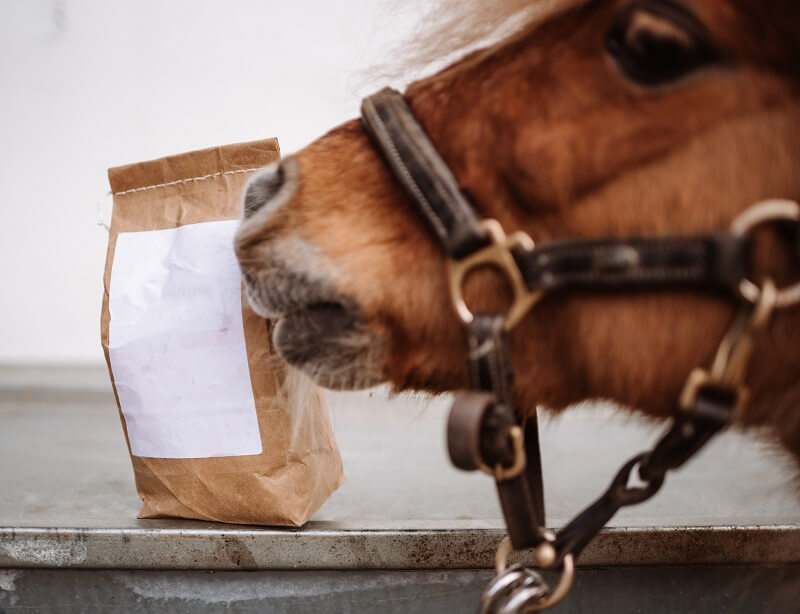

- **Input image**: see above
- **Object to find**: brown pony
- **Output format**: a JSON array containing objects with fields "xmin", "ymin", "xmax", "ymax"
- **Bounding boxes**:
[{"xmin": 235, "ymin": 0, "xmax": 800, "ymax": 460}]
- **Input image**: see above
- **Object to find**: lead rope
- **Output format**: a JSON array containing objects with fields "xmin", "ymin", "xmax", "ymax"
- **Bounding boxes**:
[
  {"xmin": 444, "ymin": 201, "xmax": 799, "ymax": 613},
  {"xmin": 454, "ymin": 280, "xmax": 776, "ymax": 614}
]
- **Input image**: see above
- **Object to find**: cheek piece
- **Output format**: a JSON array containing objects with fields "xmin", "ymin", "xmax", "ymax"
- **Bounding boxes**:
[{"xmin": 361, "ymin": 87, "xmax": 800, "ymax": 613}]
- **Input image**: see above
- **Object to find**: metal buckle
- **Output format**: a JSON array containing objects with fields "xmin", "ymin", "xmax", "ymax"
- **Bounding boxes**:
[
  {"xmin": 449, "ymin": 219, "xmax": 542, "ymax": 330},
  {"xmin": 679, "ymin": 368, "xmax": 748, "ymax": 418},
  {"xmin": 731, "ymin": 199, "xmax": 800, "ymax": 309},
  {"xmin": 478, "ymin": 425, "xmax": 527, "ymax": 482}
]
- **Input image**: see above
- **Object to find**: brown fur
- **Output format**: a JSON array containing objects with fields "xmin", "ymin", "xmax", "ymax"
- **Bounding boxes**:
[{"xmin": 239, "ymin": 1, "xmax": 800, "ymax": 458}]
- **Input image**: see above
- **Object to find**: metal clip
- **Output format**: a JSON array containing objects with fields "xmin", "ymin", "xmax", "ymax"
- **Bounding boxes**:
[
  {"xmin": 449, "ymin": 219, "xmax": 543, "ymax": 330},
  {"xmin": 480, "ymin": 534, "xmax": 575, "ymax": 613},
  {"xmin": 680, "ymin": 278, "xmax": 777, "ymax": 414},
  {"xmin": 481, "ymin": 566, "xmax": 548, "ymax": 614},
  {"xmin": 480, "ymin": 557, "xmax": 575, "ymax": 613}
]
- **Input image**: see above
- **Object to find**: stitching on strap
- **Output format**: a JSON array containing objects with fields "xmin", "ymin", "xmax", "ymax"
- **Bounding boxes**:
[
  {"xmin": 113, "ymin": 168, "xmax": 261, "ymax": 197},
  {"xmin": 362, "ymin": 98, "xmax": 450, "ymax": 243}
]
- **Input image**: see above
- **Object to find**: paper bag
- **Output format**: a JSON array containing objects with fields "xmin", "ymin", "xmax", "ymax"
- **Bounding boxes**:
[{"xmin": 100, "ymin": 138, "xmax": 344, "ymax": 526}]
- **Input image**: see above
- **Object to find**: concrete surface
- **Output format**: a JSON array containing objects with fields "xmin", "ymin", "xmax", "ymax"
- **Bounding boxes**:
[{"xmin": 0, "ymin": 366, "xmax": 797, "ymax": 571}]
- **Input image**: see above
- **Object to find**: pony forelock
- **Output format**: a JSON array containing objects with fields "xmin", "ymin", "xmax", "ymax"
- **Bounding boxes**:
[{"xmin": 373, "ymin": 0, "xmax": 583, "ymax": 82}]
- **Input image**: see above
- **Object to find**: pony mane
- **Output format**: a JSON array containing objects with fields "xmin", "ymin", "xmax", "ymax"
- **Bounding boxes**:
[{"xmin": 380, "ymin": 0, "xmax": 582, "ymax": 80}]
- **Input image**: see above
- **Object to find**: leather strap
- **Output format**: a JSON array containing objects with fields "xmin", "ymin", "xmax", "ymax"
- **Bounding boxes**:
[
  {"xmin": 361, "ymin": 88, "xmax": 754, "ymax": 296},
  {"xmin": 448, "ymin": 392, "xmax": 547, "ymax": 550},
  {"xmin": 468, "ymin": 316, "xmax": 514, "ymax": 404},
  {"xmin": 522, "ymin": 415, "xmax": 546, "ymax": 534},
  {"xmin": 552, "ymin": 386, "xmax": 734, "ymax": 563},
  {"xmin": 361, "ymin": 88, "xmax": 488, "ymax": 259},
  {"xmin": 469, "ymin": 316, "xmax": 546, "ymax": 547},
  {"xmin": 467, "ymin": 316, "xmax": 545, "ymax": 525},
  {"xmin": 516, "ymin": 234, "xmax": 751, "ymax": 293},
  {"xmin": 363, "ymin": 88, "xmax": 548, "ymax": 550},
  {"xmin": 638, "ymin": 385, "xmax": 735, "ymax": 482}
]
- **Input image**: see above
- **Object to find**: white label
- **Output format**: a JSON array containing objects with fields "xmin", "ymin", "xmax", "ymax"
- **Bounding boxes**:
[{"xmin": 108, "ymin": 220, "xmax": 262, "ymax": 459}]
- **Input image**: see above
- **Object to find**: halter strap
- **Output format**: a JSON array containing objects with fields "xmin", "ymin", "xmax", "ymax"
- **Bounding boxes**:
[
  {"xmin": 361, "ymin": 88, "xmax": 488, "ymax": 258},
  {"xmin": 359, "ymin": 84, "xmax": 762, "ymax": 549},
  {"xmin": 359, "ymin": 86, "xmax": 799, "ymax": 614},
  {"xmin": 363, "ymin": 87, "xmax": 550, "ymax": 548},
  {"xmin": 361, "ymin": 88, "xmax": 752, "ymax": 294}
]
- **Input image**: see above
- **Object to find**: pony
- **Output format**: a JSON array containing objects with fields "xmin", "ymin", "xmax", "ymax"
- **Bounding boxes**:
[{"xmin": 235, "ymin": 0, "xmax": 800, "ymax": 460}]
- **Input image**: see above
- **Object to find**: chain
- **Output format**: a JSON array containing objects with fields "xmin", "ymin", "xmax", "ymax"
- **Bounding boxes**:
[{"xmin": 480, "ymin": 279, "xmax": 777, "ymax": 613}]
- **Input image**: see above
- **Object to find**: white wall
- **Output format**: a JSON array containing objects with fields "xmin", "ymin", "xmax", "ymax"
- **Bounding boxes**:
[{"xmin": 0, "ymin": 0, "xmax": 421, "ymax": 364}]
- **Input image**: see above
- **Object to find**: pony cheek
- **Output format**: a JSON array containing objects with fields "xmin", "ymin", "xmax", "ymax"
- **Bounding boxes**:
[{"xmin": 508, "ymin": 137, "xmax": 580, "ymax": 211}]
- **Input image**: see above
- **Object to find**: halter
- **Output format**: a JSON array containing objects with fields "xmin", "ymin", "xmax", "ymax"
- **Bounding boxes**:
[{"xmin": 361, "ymin": 87, "xmax": 800, "ymax": 612}]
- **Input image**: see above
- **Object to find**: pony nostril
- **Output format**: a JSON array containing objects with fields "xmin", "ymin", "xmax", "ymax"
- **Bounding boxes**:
[{"xmin": 243, "ymin": 161, "xmax": 286, "ymax": 218}]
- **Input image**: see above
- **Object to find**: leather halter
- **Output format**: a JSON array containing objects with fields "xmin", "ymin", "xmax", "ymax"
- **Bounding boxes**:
[{"xmin": 361, "ymin": 87, "xmax": 800, "ymax": 612}]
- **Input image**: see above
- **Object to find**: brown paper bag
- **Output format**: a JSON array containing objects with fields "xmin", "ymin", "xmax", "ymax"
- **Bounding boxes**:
[{"xmin": 100, "ymin": 138, "xmax": 344, "ymax": 526}]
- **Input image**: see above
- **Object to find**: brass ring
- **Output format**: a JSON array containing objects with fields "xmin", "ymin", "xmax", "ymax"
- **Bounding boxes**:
[
  {"xmin": 738, "ymin": 279, "xmax": 800, "ymax": 309},
  {"xmin": 731, "ymin": 199, "xmax": 800, "ymax": 309},
  {"xmin": 448, "ymin": 219, "xmax": 544, "ymax": 330},
  {"xmin": 495, "ymin": 532, "xmax": 559, "ymax": 575},
  {"xmin": 479, "ymin": 426, "xmax": 527, "ymax": 482}
]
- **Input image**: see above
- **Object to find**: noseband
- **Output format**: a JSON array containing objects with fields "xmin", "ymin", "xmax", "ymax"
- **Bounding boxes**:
[{"xmin": 361, "ymin": 87, "xmax": 800, "ymax": 612}]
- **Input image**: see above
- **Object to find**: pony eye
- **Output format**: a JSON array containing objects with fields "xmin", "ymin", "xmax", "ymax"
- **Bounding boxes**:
[{"xmin": 605, "ymin": 3, "xmax": 717, "ymax": 85}]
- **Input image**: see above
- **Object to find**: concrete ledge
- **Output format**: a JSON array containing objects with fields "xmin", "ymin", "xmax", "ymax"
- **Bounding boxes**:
[{"xmin": 1, "ymin": 525, "xmax": 799, "ymax": 571}]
